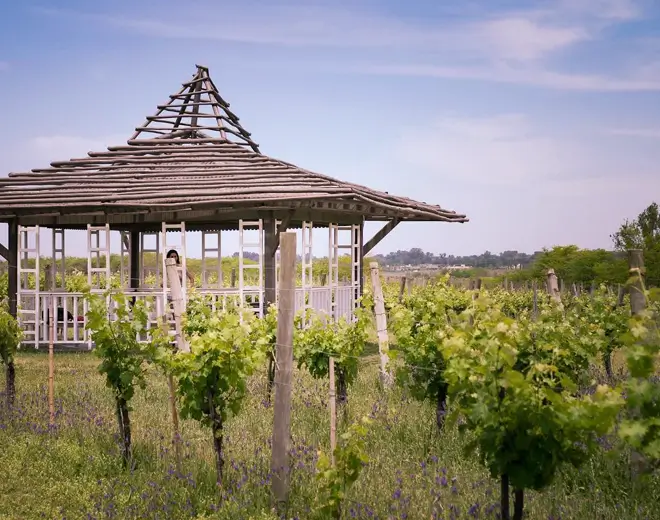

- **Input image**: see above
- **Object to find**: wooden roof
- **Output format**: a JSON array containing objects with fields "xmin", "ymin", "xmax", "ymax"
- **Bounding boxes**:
[{"xmin": 0, "ymin": 65, "xmax": 468, "ymax": 228}]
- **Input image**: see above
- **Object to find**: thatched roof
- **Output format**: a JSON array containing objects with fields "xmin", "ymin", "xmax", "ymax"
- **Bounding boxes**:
[{"xmin": 0, "ymin": 65, "xmax": 468, "ymax": 228}]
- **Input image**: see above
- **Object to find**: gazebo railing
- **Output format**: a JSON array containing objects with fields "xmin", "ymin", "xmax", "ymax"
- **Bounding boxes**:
[{"xmin": 21, "ymin": 285, "xmax": 355, "ymax": 348}]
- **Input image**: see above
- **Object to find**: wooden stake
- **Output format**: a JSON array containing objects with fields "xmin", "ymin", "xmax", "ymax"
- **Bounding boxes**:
[
  {"xmin": 369, "ymin": 262, "xmax": 391, "ymax": 389},
  {"xmin": 167, "ymin": 373, "xmax": 183, "ymax": 474},
  {"xmin": 165, "ymin": 258, "xmax": 189, "ymax": 353},
  {"xmin": 627, "ymin": 249, "xmax": 647, "ymax": 477},
  {"xmin": 329, "ymin": 356, "xmax": 337, "ymax": 466},
  {"xmin": 160, "ymin": 314, "xmax": 184, "ymax": 475},
  {"xmin": 271, "ymin": 232, "xmax": 296, "ymax": 510},
  {"xmin": 398, "ymin": 277, "xmax": 406, "ymax": 303},
  {"xmin": 48, "ymin": 294, "xmax": 55, "ymax": 427},
  {"xmin": 546, "ymin": 269, "xmax": 561, "ymax": 304},
  {"xmin": 627, "ymin": 249, "xmax": 646, "ymax": 316},
  {"xmin": 163, "ymin": 261, "xmax": 188, "ymax": 473}
]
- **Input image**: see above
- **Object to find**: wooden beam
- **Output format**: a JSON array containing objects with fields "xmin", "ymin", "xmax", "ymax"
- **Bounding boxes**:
[
  {"xmin": 8, "ymin": 220, "xmax": 18, "ymax": 317},
  {"xmin": 362, "ymin": 218, "xmax": 400, "ymax": 257},
  {"xmin": 264, "ymin": 217, "xmax": 277, "ymax": 309},
  {"xmin": 271, "ymin": 210, "xmax": 294, "ymax": 254},
  {"xmin": 0, "ymin": 242, "xmax": 8, "ymax": 261}
]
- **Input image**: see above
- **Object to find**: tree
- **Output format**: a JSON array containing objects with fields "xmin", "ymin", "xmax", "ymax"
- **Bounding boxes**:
[{"xmin": 612, "ymin": 202, "xmax": 660, "ymax": 286}]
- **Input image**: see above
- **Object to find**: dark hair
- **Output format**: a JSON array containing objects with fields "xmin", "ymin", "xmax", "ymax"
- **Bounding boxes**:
[{"xmin": 166, "ymin": 249, "xmax": 180, "ymax": 264}]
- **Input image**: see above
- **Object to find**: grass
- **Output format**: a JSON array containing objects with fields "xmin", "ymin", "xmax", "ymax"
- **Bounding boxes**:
[{"xmin": 1, "ymin": 352, "xmax": 659, "ymax": 520}]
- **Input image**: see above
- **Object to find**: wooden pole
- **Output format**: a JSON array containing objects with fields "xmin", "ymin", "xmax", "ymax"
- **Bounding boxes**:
[
  {"xmin": 627, "ymin": 249, "xmax": 646, "ymax": 316},
  {"xmin": 8, "ymin": 220, "xmax": 18, "ymax": 318},
  {"xmin": 159, "ymin": 314, "xmax": 184, "ymax": 476},
  {"xmin": 167, "ymin": 373, "xmax": 183, "ymax": 474},
  {"xmin": 329, "ymin": 356, "xmax": 337, "ymax": 466},
  {"xmin": 271, "ymin": 232, "xmax": 296, "ymax": 510},
  {"xmin": 546, "ymin": 269, "xmax": 561, "ymax": 304},
  {"xmin": 165, "ymin": 258, "xmax": 189, "ymax": 353},
  {"xmin": 398, "ymin": 277, "xmax": 406, "ymax": 303},
  {"xmin": 48, "ymin": 294, "xmax": 55, "ymax": 427},
  {"xmin": 627, "ymin": 249, "xmax": 647, "ymax": 477},
  {"xmin": 164, "ymin": 259, "xmax": 187, "ymax": 473},
  {"xmin": 369, "ymin": 262, "xmax": 391, "ymax": 389}
]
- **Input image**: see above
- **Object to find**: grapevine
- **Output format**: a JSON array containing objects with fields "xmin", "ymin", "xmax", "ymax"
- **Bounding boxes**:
[
  {"xmin": 84, "ymin": 289, "xmax": 152, "ymax": 467},
  {"xmin": 159, "ymin": 307, "xmax": 268, "ymax": 487},
  {"xmin": 0, "ymin": 301, "xmax": 22, "ymax": 409},
  {"xmin": 442, "ymin": 295, "xmax": 623, "ymax": 519}
]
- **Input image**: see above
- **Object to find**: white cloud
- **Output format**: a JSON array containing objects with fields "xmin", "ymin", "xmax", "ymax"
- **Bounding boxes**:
[
  {"xmin": 388, "ymin": 111, "xmax": 660, "ymax": 253},
  {"xmin": 30, "ymin": 1, "xmax": 657, "ymax": 91},
  {"xmin": 395, "ymin": 114, "xmax": 577, "ymax": 186},
  {"xmin": 606, "ymin": 127, "xmax": 660, "ymax": 138},
  {"xmin": 555, "ymin": 0, "xmax": 641, "ymax": 21},
  {"xmin": 29, "ymin": 3, "xmax": 626, "ymax": 61},
  {"xmin": 394, "ymin": 113, "xmax": 659, "ymax": 188},
  {"xmin": 359, "ymin": 62, "xmax": 660, "ymax": 91},
  {"xmin": 466, "ymin": 17, "xmax": 589, "ymax": 62}
]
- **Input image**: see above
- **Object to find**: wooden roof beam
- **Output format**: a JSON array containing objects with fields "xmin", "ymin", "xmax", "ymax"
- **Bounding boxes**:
[
  {"xmin": 363, "ymin": 218, "xmax": 400, "ymax": 257},
  {"xmin": 0, "ymin": 242, "xmax": 9, "ymax": 261}
]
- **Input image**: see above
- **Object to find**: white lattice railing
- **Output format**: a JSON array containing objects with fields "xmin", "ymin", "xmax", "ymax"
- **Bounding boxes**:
[{"xmin": 21, "ymin": 286, "xmax": 356, "ymax": 348}]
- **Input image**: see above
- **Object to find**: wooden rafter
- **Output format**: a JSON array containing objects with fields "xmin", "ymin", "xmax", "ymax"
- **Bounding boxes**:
[
  {"xmin": 363, "ymin": 218, "xmax": 400, "ymax": 257},
  {"xmin": 0, "ymin": 242, "xmax": 8, "ymax": 261},
  {"xmin": 130, "ymin": 64, "xmax": 259, "ymax": 152}
]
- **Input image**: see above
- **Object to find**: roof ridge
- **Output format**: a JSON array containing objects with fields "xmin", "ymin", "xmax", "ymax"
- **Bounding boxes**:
[{"xmin": 130, "ymin": 65, "xmax": 260, "ymax": 153}]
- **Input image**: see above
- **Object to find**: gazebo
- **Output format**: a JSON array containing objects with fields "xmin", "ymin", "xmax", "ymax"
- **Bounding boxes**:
[{"xmin": 0, "ymin": 64, "xmax": 468, "ymax": 348}]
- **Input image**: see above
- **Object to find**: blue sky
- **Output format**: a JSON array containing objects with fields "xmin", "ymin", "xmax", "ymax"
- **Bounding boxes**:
[{"xmin": 1, "ymin": 0, "xmax": 659, "ymax": 258}]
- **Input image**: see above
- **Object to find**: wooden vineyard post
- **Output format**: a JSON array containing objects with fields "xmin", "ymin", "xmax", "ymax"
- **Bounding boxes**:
[
  {"xmin": 329, "ymin": 356, "xmax": 337, "ymax": 466},
  {"xmin": 627, "ymin": 249, "xmax": 646, "ymax": 316},
  {"xmin": 546, "ymin": 269, "xmax": 561, "ymax": 304},
  {"xmin": 271, "ymin": 232, "xmax": 296, "ymax": 510},
  {"xmin": 398, "ymin": 276, "xmax": 406, "ymax": 303},
  {"xmin": 48, "ymin": 293, "xmax": 55, "ymax": 428},
  {"xmin": 369, "ymin": 262, "xmax": 392, "ymax": 389},
  {"xmin": 165, "ymin": 258, "xmax": 189, "ymax": 353},
  {"xmin": 164, "ymin": 258, "xmax": 189, "ymax": 473},
  {"xmin": 627, "ymin": 249, "xmax": 647, "ymax": 477},
  {"xmin": 230, "ymin": 268, "xmax": 237, "ymax": 288}
]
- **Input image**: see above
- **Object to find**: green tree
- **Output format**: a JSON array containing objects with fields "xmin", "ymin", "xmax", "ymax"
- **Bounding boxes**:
[
  {"xmin": 612, "ymin": 202, "xmax": 660, "ymax": 286},
  {"xmin": 531, "ymin": 246, "xmax": 626, "ymax": 286}
]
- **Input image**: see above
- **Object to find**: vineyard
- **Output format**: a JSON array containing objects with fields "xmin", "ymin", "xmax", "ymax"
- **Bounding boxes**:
[{"xmin": 1, "ymin": 268, "xmax": 660, "ymax": 520}]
